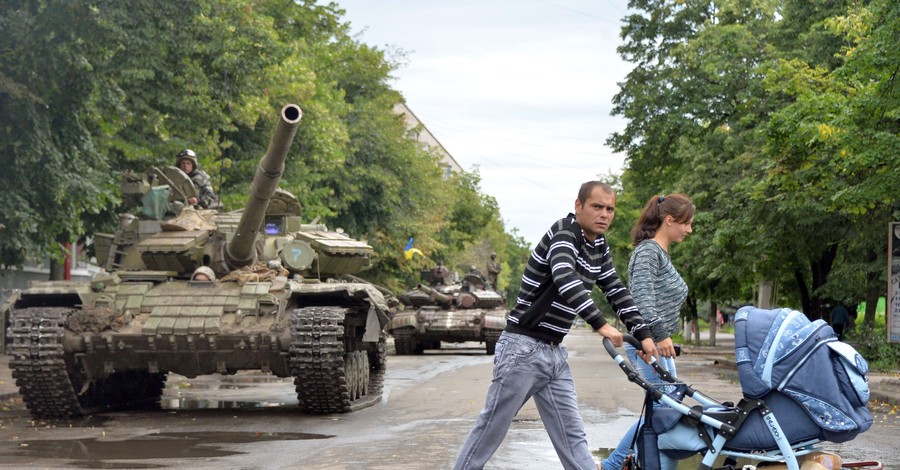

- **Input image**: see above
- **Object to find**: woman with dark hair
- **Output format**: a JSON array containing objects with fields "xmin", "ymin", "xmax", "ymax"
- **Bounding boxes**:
[{"xmin": 601, "ymin": 193, "xmax": 695, "ymax": 470}]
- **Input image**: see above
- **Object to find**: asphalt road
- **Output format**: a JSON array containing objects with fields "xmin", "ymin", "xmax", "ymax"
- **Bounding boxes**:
[{"xmin": 0, "ymin": 328, "xmax": 896, "ymax": 469}]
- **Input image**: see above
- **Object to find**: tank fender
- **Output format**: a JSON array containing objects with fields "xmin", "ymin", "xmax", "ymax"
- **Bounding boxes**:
[
  {"xmin": 482, "ymin": 311, "xmax": 508, "ymax": 330},
  {"xmin": 287, "ymin": 282, "xmax": 391, "ymax": 339},
  {"xmin": 364, "ymin": 305, "xmax": 382, "ymax": 342},
  {"xmin": 388, "ymin": 311, "xmax": 418, "ymax": 331}
]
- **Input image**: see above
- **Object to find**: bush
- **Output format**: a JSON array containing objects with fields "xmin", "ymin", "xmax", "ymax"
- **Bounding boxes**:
[{"xmin": 846, "ymin": 324, "xmax": 900, "ymax": 372}]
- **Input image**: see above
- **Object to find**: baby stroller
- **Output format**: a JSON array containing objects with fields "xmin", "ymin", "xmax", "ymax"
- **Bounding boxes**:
[{"xmin": 602, "ymin": 306, "xmax": 881, "ymax": 470}]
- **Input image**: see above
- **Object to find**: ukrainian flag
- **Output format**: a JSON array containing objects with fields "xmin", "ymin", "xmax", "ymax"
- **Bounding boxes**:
[{"xmin": 403, "ymin": 237, "xmax": 424, "ymax": 260}]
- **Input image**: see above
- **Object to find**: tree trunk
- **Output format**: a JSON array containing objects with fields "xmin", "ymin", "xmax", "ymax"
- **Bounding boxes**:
[
  {"xmin": 863, "ymin": 248, "xmax": 880, "ymax": 329},
  {"xmin": 683, "ymin": 293, "xmax": 700, "ymax": 344},
  {"xmin": 802, "ymin": 243, "xmax": 839, "ymax": 320},
  {"xmin": 795, "ymin": 269, "xmax": 812, "ymax": 318},
  {"xmin": 757, "ymin": 280, "xmax": 775, "ymax": 309},
  {"xmin": 49, "ymin": 258, "xmax": 66, "ymax": 280}
]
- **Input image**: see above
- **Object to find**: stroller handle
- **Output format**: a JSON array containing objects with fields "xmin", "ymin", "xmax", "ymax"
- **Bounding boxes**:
[
  {"xmin": 624, "ymin": 334, "xmax": 644, "ymax": 351},
  {"xmin": 601, "ymin": 334, "xmax": 644, "ymax": 357},
  {"xmin": 603, "ymin": 334, "xmax": 707, "ymax": 404}
]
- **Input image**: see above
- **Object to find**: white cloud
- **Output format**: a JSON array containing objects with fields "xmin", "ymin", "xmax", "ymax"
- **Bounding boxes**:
[{"xmin": 333, "ymin": 0, "xmax": 634, "ymax": 246}]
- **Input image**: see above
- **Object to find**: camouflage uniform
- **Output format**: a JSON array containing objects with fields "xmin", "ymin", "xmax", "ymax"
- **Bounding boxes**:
[
  {"xmin": 487, "ymin": 253, "xmax": 501, "ymax": 290},
  {"xmin": 190, "ymin": 169, "xmax": 217, "ymax": 209},
  {"xmin": 176, "ymin": 149, "xmax": 218, "ymax": 208}
]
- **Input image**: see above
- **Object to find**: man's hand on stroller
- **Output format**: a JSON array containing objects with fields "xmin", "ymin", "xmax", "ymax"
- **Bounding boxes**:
[
  {"xmin": 637, "ymin": 338, "xmax": 659, "ymax": 364},
  {"xmin": 597, "ymin": 323, "xmax": 623, "ymax": 347}
]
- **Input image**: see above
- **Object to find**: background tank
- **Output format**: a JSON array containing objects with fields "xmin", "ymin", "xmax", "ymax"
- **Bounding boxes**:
[
  {"xmin": 3, "ymin": 104, "xmax": 395, "ymax": 419},
  {"xmin": 388, "ymin": 270, "xmax": 507, "ymax": 355}
]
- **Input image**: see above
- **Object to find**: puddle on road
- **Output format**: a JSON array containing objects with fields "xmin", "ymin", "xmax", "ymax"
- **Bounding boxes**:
[
  {"xmin": 161, "ymin": 396, "xmax": 290, "ymax": 410},
  {"xmin": 162, "ymin": 373, "xmax": 298, "ymax": 410},
  {"xmin": 2, "ymin": 431, "xmax": 332, "ymax": 467}
]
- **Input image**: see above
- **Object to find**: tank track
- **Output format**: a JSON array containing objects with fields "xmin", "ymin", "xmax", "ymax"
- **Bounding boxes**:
[
  {"xmin": 7, "ymin": 307, "xmax": 85, "ymax": 419},
  {"xmin": 392, "ymin": 328, "xmax": 422, "ymax": 355},
  {"xmin": 7, "ymin": 307, "xmax": 167, "ymax": 419},
  {"xmin": 290, "ymin": 306, "xmax": 386, "ymax": 414},
  {"xmin": 484, "ymin": 329, "xmax": 502, "ymax": 355}
]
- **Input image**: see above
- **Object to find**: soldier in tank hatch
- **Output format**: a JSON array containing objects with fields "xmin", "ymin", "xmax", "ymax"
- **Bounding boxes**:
[{"xmin": 176, "ymin": 149, "xmax": 219, "ymax": 209}]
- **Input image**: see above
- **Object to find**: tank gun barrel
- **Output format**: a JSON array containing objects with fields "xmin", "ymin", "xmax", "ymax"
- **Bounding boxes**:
[
  {"xmin": 416, "ymin": 284, "xmax": 454, "ymax": 306},
  {"xmin": 225, "ymin": 104, "xmax": 302, "ymax": 269}
]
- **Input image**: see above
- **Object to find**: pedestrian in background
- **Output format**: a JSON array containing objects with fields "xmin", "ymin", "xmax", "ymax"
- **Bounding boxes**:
[
  {"xmin": 830, "ymin": 303, "xmax": 850, "ymax": 341},
  {"xmin": 601, "ymin": 193, "xmax": 695, "ymax": 470},
  {"xmin": 454, "ymin": 181, "xmax": 659, "ymax": 470},
  {"xmin": 486, "ymin": 252, "xmax": 501, "ymax": 291}
]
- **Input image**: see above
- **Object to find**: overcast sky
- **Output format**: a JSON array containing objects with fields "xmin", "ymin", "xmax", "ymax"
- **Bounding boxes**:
[{"xmin": 332, "ymin": 0, "xmax": 634, "ymax": 247}]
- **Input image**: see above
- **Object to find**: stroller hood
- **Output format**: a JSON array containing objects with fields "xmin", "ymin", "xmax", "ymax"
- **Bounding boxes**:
[{"xmin": 734, "ymin": 306, "xmax": 873, "ymax": 442}]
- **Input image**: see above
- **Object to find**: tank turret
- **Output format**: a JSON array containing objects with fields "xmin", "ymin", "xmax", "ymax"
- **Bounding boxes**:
[
  {"xmin": 93, "ymin": 104, "xmax": 302, "ymax": 278},
  {"xmin": 416, "ymin": 284, "xmax": 455, "ymax": 306},
  {"xmin": 224, "ymin": 104, "xmax": 302, "ymax": 269}
]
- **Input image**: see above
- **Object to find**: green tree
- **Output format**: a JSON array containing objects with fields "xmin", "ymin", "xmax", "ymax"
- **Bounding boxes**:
[
  {"xmin": 0, "ymin": 1, "xmax": 119, "ymax": 268},
  {"xmin": 610, "ymin": 0, "xmax": 898, "ymax": 325},
  {"xmin": 0, "ymin": 0, "xmax": 547, "ymax": 300}
]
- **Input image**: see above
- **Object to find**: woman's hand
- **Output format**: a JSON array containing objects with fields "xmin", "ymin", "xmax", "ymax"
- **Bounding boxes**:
[{"xmin": 656, "ymin": 337, "xmax": 677, "ymax": 358}]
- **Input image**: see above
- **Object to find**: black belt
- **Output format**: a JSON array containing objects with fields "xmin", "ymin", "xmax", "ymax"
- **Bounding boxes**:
[
  {"xmin": 536, "ymin": 337, "xmax": 562, "ymax": 347},
  {"xmin": 505, "ymin": 327, "xmax": 562, "ymax": 347}
]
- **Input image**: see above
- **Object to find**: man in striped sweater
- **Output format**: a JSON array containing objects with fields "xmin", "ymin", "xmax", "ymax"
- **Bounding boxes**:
[{"xmin": 454, "ymin": 181, "xmax": 658, "ymax": 470}]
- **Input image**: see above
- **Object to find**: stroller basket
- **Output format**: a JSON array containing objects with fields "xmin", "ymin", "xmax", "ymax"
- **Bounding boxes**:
[{"xmin": 602, "ymin": 306, "xmax": 879, "ymax": 470}]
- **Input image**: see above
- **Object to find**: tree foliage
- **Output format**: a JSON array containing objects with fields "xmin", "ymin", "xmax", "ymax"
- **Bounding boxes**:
[
  {"xmin": 0, "ymin": 0, "xmax": 529, "ymax": 294},
  {"xmin": 612, "ymin": 0, "xmax": 899, "ymax": 325}
]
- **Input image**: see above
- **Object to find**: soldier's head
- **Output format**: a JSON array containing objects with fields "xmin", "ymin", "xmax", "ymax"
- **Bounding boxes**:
[
  {"xmin": 176, "ymin": 149, "xmax": 199, "ymax": 173},
  {"xmin": 191, "ymin": 266, "xmax": 216, "ymax": 281},
  {"xmin": 490, "ymin": 252, "xmax": 497, "ymax": 259}
]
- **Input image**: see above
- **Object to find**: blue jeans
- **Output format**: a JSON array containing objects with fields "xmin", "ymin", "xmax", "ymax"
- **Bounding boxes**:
[
  {"xmin": 601, "ymin": 343, "xmax": 678, "ymax": 470},
  {"xmin": 454, "ymin": 331, "xmax": 597, "ymax": 470}
]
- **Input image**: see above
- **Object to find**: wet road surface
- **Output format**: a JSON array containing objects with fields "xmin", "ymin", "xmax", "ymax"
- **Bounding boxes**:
[{"xmin": 0, "ymin": 328, "xmax": 896, "ymax": 469}]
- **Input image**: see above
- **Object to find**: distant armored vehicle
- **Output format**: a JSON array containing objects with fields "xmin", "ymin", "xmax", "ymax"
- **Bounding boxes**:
[
  {"xmin": 3, "ymin": 104, "xmax": 393, "ymax": 419},
  {"xmin": 389, "ymin": 271, "xmax": 506, "ymax": 355}
]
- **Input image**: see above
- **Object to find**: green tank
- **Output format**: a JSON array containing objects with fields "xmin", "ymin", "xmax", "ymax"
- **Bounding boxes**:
[
  {"xmin": 389, "ymin": 275, "xmax": 507, "ymax": 355},
  {"xmin": 3, "ymin": 104, "xmax": 394, "ymax": 419}
]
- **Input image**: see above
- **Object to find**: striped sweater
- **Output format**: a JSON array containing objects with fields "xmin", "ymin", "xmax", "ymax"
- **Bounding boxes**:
[
  {"xmin": 627, "ymin": 239, "xmax": 688, "ymax": 342},
  {"xmin": 505, "ymin": 214, "xmax": 651, "ymax": 343}
]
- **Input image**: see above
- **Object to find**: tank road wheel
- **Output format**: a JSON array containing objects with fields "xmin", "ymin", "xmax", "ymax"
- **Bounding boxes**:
[
  {"xmin": 484, "ymin": 329, "xmax": 502, "ymax": 355},
  {"xmin": 344, "ymin": 351, "xmax": 363, "ymax": 401},
  {"xmin": 290, "ymin": 306, "xmax": 384, "ymax": 414},
  {"xmin": 345, "ymin": 353, "xmax": 357, "ymax": 401},
  {"xmin": 7, "ymin": 307, "xmax": 86, "ymax": 419},
  {"xmin": 358, "ymin": 351, "xmax": 370, "ymax": 397}
]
